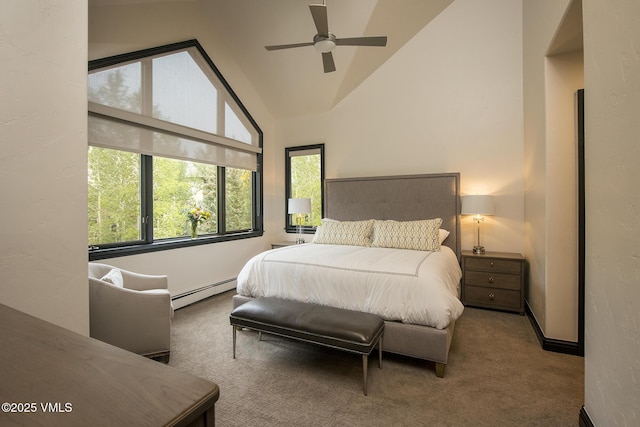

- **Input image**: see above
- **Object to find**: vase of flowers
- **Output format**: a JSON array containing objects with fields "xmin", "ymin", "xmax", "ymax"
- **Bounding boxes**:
[{"xmin": 186, "ymin": 207, "xmax": 211, "ymax": 239}]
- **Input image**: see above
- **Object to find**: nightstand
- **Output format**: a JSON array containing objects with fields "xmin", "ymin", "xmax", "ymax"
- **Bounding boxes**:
[
  {"xmin": 461, "ymin": 250, "xmax": 525, "ymax": 314},
  {"xmin": 271, "ymin": 241, "xmax": 296, "ymax": 249}
]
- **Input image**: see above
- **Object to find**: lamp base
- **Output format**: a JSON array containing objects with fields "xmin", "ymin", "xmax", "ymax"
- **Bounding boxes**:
[
  {"xmin": 472, "ymin": 245, "xmax": 486, "ymax": 254},
  {"xmin": 295, "ymin": 237, "xmax": 306, "ymax": 244}
]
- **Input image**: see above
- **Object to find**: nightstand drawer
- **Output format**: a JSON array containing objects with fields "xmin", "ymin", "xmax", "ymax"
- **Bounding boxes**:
[
  {"xmin": 464, "ymin": 271, "xmax": 521, "ymax": 291},
  {"xmin": 464, "ymin": 257, "xmax": 522, "ymax": 274},
  {"xmin": 464, "ymin": 286, "xmax": 521, "ymax": 310}
]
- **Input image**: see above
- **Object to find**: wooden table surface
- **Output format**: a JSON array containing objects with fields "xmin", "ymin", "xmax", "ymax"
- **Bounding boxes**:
[{"xmin": 0, "ymin": 303, "xmax": 219, "ymax": 426}]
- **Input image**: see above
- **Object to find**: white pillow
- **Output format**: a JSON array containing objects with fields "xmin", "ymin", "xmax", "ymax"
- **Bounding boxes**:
[
  {"xmin": 371, "ymin": 218, "xmax": 443, "ymax": 251},
  {"xmin": 100, "ymin": 268, "xmax": 124, "ymax": 287},
  {"xmin": 439, "ymin": 229, "xmax": 450, "ymax": 244}
]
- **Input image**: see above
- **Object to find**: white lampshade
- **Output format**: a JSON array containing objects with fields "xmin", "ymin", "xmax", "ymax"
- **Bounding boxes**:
[
  {"xmin": 288, "ymin": 198, "xmax": 311, "ymax": 214},
  {"xmin": 462, "ymin": 195, "xmax": 495, "ymax": 216}
]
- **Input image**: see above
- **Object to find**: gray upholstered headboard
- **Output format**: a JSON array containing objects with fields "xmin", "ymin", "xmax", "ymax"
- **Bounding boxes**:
[{"xmin": 324, "ymin": 173, "xmax": 461, "ymax": 259}]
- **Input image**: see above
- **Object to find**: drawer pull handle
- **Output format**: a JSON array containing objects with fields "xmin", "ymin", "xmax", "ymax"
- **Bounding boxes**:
[
  {"xmin": 489, "ymin": 293, "xmax": 495, "ymax": 300},
  {"xmin": 490, "ymin": 261, "xmax": 495, "ymax": 267},
  {"xmin": 488, "ymin": 276, "xmax": 495, "ymax": 284}
]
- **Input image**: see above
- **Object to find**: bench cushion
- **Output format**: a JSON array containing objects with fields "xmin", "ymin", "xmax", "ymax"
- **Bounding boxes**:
[{"xmin": 230, "ymin": 297, "xmax": 384, "ymax": 355}]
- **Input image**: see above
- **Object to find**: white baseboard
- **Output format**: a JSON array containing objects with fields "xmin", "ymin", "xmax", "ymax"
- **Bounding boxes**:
[{"xmin": 171, "ymin": 278, "xmax": 237, "ymax": 310}]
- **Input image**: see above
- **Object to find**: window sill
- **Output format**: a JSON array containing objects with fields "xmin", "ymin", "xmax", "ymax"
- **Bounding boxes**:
[{"xmin": 89, "ymin": 230, "xmax": 264, "ymax": 261}]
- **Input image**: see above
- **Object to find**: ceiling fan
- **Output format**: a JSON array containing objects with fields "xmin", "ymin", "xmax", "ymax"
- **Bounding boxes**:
[{"xmin": 265, "ymin": 1, "xmax": 388, "ymax": 73}]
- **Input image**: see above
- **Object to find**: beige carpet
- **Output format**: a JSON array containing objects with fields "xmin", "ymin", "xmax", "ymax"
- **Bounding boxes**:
[{"xmin": 169, "ymin": 291, "xmax": 584, "ymax": 426}]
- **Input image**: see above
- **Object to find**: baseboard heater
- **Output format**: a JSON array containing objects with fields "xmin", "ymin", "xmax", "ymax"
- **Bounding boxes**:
[{"xmin": 172, "ymin": 278, "xmax": 237, "ymax": 309}]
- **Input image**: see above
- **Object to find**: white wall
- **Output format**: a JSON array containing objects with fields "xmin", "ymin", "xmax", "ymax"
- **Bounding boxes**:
[
  {"xmin": 0, "ymin": 1, "xmax": 89, "ymax": 334},
  {"xmin": 582, "ymin": 0, "xmax": 640, "ymax": 424},
  {"xmin": 544, "ymin": 50, "xmax": 583, "ymax": 341},
  {"xmin": 522, "ymin": 0, "xmax": 574, "ymax": 341},
  {"xmin": 88, "ymin": 1, "xmax": 278, "ymax": 303},
  {"xmin": 274, "ymin": 0, "xmax": 525, "ymax": 256}
]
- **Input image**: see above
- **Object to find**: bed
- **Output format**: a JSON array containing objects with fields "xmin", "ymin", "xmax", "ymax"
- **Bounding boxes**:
[{"xmin": 233, "ymin": 173, "xmax": 463, "ymax": 377}]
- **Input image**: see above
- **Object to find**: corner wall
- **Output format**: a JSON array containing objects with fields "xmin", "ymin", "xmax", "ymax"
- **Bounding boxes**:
[
  {"xmin": 582, "ymin": 0, "xmax": 640, "ymax": 423},
  {"xmin": 544, "ymin": 50, "xmax": 583, "ymax": 341},
  {"xmin": 522, "ymin": 0, "xmax": 576, "ymax": 342},
  {"xmin": 0, "ymin": 2, "xmax": 89, "ymax": 334}
]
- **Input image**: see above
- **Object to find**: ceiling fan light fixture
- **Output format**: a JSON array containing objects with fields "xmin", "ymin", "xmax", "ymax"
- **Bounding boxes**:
[{"xmin": 314, "ymin": 39, "xmax": 335, "ymax": 53}]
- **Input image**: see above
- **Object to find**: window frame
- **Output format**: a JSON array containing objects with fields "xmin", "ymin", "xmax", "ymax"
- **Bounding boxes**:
[
  {"xmin": 284, "ymin": 144, "xmax": 325, "ymax": 235},
  {"xmin": 88, "ymin": 40, "xmax": 263, "ymax": 261}
]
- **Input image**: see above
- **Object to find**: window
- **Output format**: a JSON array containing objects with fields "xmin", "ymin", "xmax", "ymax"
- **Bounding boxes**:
[
  {"xmin": 88, "ymin": 40, "xmax": 263, "ymax": 260},
  {"xmin": 285, "ymin": 144, "xmax": 324, "ymax": 234},
  {"xmin": 152, "ymin": 157, "xmax": 219, "ymax": 238},
  {"xmin": 88, "ymin": 147, "xmax": 142, "ymax": 244}
]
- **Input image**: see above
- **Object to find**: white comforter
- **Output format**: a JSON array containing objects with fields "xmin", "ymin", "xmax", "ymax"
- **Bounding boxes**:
[{"xmin": 236, "ymin": 243, "xmax": 464, "ymax": 329}]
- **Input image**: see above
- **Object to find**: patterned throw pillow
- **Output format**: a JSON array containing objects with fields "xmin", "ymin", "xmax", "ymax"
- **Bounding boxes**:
[
  {"xmin": 312, "ymin": 219, "xmax": 374, "ymax": 246},
  {"xmin": 371, "ymin": 218, "xmax": 443, "ymax": 251}
]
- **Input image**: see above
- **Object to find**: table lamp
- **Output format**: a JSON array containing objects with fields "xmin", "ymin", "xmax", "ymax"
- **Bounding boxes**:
[
  {"xmin": 461, "ymin": 195, "xmax": 495, "ymax": 254},
  {"xmin": 288, "ymin": 198, "xmax": 311, "ymax": 244}
]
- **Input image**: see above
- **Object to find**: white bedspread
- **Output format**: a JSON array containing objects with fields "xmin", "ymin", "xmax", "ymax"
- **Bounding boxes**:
[{"xmin": 236, "ymin": 244, "xmax": 464, "ymax": 329}]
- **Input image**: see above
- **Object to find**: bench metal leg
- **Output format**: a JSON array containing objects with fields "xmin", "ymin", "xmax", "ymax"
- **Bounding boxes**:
[
  {"xmin": 232, "ymin": 326, "xmax": 237, "ymax": 359},
  {"xmin": 362, "ymin": 335, "xmax": 383, "ymax": 396},
  {"xmin": 362, "ymin": 354, "xmax": 368, "ymax": 396}
]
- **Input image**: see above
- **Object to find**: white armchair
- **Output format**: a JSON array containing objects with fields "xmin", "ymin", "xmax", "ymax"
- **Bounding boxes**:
[{"xmin": 88, "ymin": 263, "xmax": 173, "ymax": 362}]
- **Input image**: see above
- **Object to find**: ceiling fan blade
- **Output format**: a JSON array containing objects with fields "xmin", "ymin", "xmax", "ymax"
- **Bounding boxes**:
[
  {"xmin": 335, "ymin": 36, "xmax": 388, "ymax": 47},
  {"xmin": 309, "ymin": 4, "xmax": 329, "ymax": 37},
  {"xmin": 322, "ymin": 52, "xmax": 336, "ymax": 73},
  {"xmin": 265, "ymin": 42, "xmax": 314, "ymax": 51}
]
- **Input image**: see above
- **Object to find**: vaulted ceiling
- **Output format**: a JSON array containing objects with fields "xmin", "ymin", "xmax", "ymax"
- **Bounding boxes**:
[{"xmin": 90, "ymin": 0, "xmax": 454, "ymax": 119}]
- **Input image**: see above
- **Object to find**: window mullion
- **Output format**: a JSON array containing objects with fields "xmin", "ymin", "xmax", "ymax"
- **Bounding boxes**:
[
  {"xmin": 217, "ymin": 93, "xmax": 225, "ymax": 137},
  {"xmin": 140, "ymin": 59, "xmax": 154, "ymax": 243},
  {"xmin": 285, "ymin": 150, "xmax": 293, "ymax": 229},
  {"xmin": 218, "ymin": 166, "xmax": 226, "ymax": 235},
  {"xmin": 141, "ymin": 155, "xmax": 153, "ymax": 243},
  {"xmin": 141, "ymin": 58, "xmax": 153, "ymax": 116},
  {"xmin": 253, "ymin": 159, "xmax": 261, "ymax": 232}
]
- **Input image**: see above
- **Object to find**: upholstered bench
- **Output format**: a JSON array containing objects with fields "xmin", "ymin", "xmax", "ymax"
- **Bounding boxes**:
[{"xmin": 230, "ymin": 297, "xmax": 384, "ymax": 395}]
